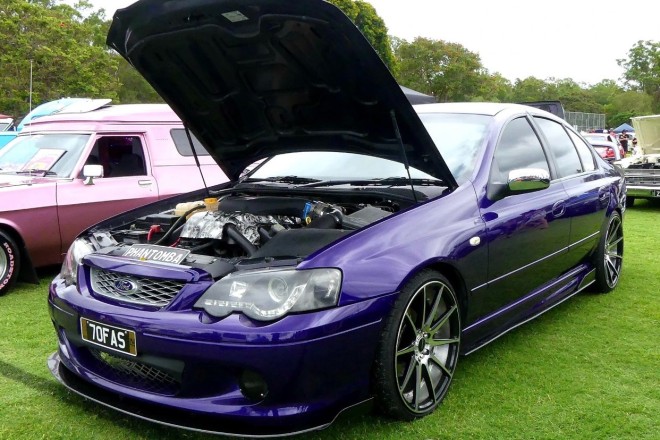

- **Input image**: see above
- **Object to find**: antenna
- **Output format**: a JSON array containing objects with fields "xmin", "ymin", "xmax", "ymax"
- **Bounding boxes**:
[
  {"xmin": 390, "ymin": 110, "xmax": 417, "ymax": 203},
  {"xmin": 184, "ymin": 126, "xmax": 210, "ymax": 197}
]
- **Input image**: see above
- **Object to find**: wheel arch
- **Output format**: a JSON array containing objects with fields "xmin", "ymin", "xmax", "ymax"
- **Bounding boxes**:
[
  {"xmin": 414, "ymin": 261, "xmax": 470, "ymax": 326},
  {"xmin": 0, "ymin": 223, "xmax": 39, "ymax": 284}
]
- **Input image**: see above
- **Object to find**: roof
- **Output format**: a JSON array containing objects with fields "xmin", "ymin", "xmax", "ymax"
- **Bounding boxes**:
[
  {"xmin": 24, "ymin": 104, "xmax": 179, "ymax": 127},
  {"xmin": 414, "ymin": 102, "xmax": 554, "ymax": 117}
]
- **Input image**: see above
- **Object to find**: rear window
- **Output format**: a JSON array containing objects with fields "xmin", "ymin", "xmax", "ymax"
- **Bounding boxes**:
[{"xmin": 170, "ymin": 129, "xmax": 211, "ymax": 156}]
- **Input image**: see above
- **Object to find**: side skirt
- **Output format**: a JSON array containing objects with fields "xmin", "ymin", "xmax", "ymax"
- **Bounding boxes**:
[{"xmin": 462, "ymin": 267, "xmax": 595, "ymax": 356}]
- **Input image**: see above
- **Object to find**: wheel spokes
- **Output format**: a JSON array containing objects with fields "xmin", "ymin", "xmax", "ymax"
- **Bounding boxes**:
[
  {"xmin": 428, "ymin": 337, "xmax": 460, "ymax": 347},
  {"xmin": 397, "ymin": 343, "xmax": 416, "ymax": 357},
  {"xmin": 606, "ymin": 258, "xmax": 620, "ymax": 285},
  {"xmin": 394, "ymin": 280, "xmax": 460, "ymax": 413},
  {"xmin": 430, "ymin": 305, "xmax": 457, "ymax": 336},
  {"xmin": 430, "ymin": 352, "xmax": 453, "ymax": 378},
  {"xmin": 405, "ymin": 310, "xmax": 418, "ymax": 333},
  {"xmin": 602, "ymin": 216, "xmax": 623, "ymax": 288},
  {"xmin": 424, "ymin": 285, "xmax": 445, "ymax": 329},
  {"xmin": 421, "ymin": 362, "xmax": 438, "ymax": 406},
  {"xmin": 399, "ymin": 357, "xmax": 416, "ymax": 392},
  {"xmin": 413, "ymin": 362, "xmax": 423, "ymax": 410}
]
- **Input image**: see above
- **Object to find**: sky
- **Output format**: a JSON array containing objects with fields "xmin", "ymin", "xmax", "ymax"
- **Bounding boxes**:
[{"xmin": 81, "ymin": 0, "xmax": 658, "ymax": 86}]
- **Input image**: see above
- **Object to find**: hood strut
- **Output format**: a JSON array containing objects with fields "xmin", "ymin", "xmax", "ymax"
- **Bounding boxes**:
[
  {"xmin": 390, "ymin": 110, "xmax": 418, "ymax": 204},
  {"xmin": 184, "ymin": 125, "xmax": 210, "ymax": 197}
]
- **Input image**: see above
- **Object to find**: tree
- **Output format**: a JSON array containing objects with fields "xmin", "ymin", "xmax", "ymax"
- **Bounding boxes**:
[
  {"xmin": 393, "ymin": 37, "xmax": 483, "ymax": 102},
  {"xmin": 510, "ymin": 77, "xmax": 553, "ymax": 102},
  {"xmin": 604, "ymin": 91, "xmax": 653, "ymax": 127},
  {"xmin": 116, "ymin": 57, "xmax": 162, "ymax": 104},
  {"xmin": 551, "ymin": 78, "xmax": 600, "ymax": 113},
  {"xmin": 472, "ymin": 72, "xmax": 513, "ymax": 103},
  {"xmin": 588, "ymin": 80, "xmax": 623, "ymax": 106},
  {"xmin": 618, "ymin": 40, "xmax": 660, "ymax": 112},
  {"xmin": 327, "ymin": 0, "xmax": 394, "ymax": 71},
  {"xmin": 0, "ymin": 0, "xmax": 120, "ymax": 118}
]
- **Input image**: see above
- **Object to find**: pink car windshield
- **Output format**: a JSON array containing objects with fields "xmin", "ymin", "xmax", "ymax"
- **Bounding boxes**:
[{"xmin": 0, "ymin": 134, "xmax": 90, "ymax": 177}]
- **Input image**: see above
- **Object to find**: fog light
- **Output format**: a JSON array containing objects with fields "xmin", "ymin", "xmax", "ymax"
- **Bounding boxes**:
[{"xmin": 239, "ymin": 370, "xmax": 268, "ymax": 401}]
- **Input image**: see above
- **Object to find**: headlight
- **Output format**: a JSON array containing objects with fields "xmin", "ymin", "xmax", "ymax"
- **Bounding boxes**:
[
  {"xmin": 60, "ymin": 238, "xmax": 94, "ymax": 286},
  {"xmin": 194, "ymin": 268, "xmax": 342, "ymax": 321}
]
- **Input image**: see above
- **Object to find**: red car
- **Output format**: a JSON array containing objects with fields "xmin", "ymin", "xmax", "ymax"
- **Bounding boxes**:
[{"xmin": 589, "ymin": 140, "xmax": 625, "ymax": 162}]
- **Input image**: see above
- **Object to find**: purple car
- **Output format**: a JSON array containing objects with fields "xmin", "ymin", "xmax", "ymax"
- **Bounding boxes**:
[{"xmin": 47, "ymin": 0, "xmax": 626, "ymax": 436}]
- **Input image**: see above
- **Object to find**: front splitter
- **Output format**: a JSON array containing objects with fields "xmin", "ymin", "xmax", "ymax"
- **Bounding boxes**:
[{"xmin": 48, "ymin": 352, "xmax": 368, "ymax": 438}]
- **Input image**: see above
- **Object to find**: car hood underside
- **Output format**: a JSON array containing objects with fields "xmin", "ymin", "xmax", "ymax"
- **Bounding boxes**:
[{"xmin": 107, "ymin": 0, "xmax": 456, "ymax": 188}]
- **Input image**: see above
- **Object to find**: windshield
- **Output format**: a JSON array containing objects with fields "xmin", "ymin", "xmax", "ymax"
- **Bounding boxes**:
[
  {"xmin": 249, "ymin": 113, "xmax": 491, "ymax": 185},
  {"xmin": 250, "ymin": 152, "xmax": 437, "ymax": 181},
  {"xmin": 0, "ymin": 133, "xmax": 90, "ymax": 177},
  {"xmin": 418, "ymin": 113, "xmax": 491, "ymax": 184}
]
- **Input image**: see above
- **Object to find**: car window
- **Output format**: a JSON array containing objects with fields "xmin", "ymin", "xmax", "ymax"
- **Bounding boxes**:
[
  {"xmin": 534, "ymin": 117, "xmax": 582, "ymax": 178},
  {"xmin": 83, "ymin": 136, "xmax": 146, "ymax": 178},
  {"xmin": 566, "ymin": 129, "xmax": 596, "ymax": 171},
  {"xmin": 490, "ymin": 117, "xmax": 549, "ymax": 184},
  {"xmin": 170, "ymin": 129, "xmax": 210, "ymax": 156},
  {"xmin": 0, "ymin": 133, "xmax": 90, "ymax": 177},
  {"xmin": 418, "ymin": 113, "xmax": 490, "ymax": 185}
]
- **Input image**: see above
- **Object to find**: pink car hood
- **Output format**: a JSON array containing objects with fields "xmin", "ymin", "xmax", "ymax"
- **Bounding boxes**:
[{"xmin": 0, "ymin": 173, "xmax": 60, "ymax": 189}]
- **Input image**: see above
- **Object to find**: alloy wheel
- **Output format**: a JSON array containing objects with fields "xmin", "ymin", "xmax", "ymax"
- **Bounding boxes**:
[
  {"xmin": 604, "ymin": 215, "xmax": 623, "ymax": 288},
  {"xmin": 394, "ymin": 280, "xmax": 460, "ymax": 413}
]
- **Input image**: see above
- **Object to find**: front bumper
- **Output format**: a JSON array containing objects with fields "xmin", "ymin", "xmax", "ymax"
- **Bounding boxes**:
[
  {"xmin": 48, "ymin": 276, "xmax": 394, "ymax": 436},
  {"xmin": 625, "ymin": 185, "xmax": 660, "ymax": 199}
]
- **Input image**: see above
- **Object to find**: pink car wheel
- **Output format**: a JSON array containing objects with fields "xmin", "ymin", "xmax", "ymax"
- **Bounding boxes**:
[{"xmin": 0, "ymin": 231, "xmax": 20, "ymax": 295}]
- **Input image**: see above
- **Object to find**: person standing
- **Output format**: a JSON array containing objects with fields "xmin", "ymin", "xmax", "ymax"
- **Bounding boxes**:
[{"xmin": 619, "ymin": 130, "xmax": 629, "ymax": 155}]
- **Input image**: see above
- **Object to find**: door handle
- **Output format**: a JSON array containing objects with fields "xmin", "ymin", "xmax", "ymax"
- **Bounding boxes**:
[
  {"xmin": 552, "ymin": 200, "xmax": 566, "ymax": 217},
  {"xmin": 138, "ymin": 180, "xmax": 152, "ymax": 187}
]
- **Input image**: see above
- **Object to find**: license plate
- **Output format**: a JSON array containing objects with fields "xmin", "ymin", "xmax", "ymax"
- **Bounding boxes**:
[
  {"xmin": 121, "ymin": 244, "xmax": 190, "ymax": 265},
  {"xmin": 80, "ymin": 317, "xmax": 137, "ymax": 356}
]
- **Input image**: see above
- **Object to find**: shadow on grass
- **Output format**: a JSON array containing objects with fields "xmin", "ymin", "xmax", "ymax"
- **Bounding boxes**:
[
  {"xmin": 627, "ymin": 198, "xmax": 660, "ymax": 211},
  {"xmin": 0, "ymin": 359, "xmax": 62, "ymax": 394},
  {"xmin": 0, "ymin": 358, "xmax": 205, "ymax": 438}
]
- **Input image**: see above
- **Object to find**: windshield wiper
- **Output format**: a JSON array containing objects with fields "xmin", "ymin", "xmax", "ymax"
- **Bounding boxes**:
[
  {"xmin": 241, "ymin": 175, "xmax": 321, "ymax": 185},
  {"xmin": 300, "ymin": 177, "xmax": 445, "ymax": 188},
  {"xmin": 15, "ymin": 169, "xmax": 58, "ymax": 177}
]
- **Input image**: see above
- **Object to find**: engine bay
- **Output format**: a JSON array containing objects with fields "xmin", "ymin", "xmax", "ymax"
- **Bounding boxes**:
[{"xmin": 95, "ymin": 193, "xmax": 405, "ymax": 274}]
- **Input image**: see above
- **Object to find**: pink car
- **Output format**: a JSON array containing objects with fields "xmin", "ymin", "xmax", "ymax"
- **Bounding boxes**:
[{"xmin": 0, "ymin": 104, "xmax": 227, "ymax": 294}]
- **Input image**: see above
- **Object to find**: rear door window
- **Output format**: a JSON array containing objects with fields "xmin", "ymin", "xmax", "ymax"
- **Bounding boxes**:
[
  {"xmin": 534, "ymin": 117, "xmax": 583, "ymax": 178},
  {"xmin": 566, "ymin": 130, "xmax": 596, "ymax": 171}
]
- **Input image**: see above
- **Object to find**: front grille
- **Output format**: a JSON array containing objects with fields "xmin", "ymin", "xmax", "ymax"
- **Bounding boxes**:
[
  {"xmin": 90, "ymin": 267, "xmax": 184, "ymax": 307},
  {"xmin": 625, "ymin": 169, "xmax": 660, "ymax": 186},
  {"xmin": 89, "ymin": 348, "xmax": 180, "ymax": 395}
]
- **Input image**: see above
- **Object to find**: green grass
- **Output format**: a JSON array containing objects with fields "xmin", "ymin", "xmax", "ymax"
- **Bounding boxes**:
[{"xmin": 1, "ymin": 202, "xmax": 658, "ymax": 440}]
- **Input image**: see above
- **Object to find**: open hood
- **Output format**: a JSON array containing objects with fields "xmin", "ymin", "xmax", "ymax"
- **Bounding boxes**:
[
  {"xmin": 107, "ymin": 0, "xmax": 456, "ymax": 187},
  {"xmin": 632, "ymin": 115, "xmax": 660, "ymax": 155}
]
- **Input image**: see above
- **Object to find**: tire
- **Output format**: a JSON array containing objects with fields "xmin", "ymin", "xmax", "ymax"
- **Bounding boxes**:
[
  {"xmin": 593, "ymin": 212, "xmax": 623, "ymax": 293},
  {"xmin": 0, "ymin": 231, "xmax": 21, "ymax": 296},
  {"xmin": 373, "ymin": 270, "xmax": 461, "ymax": 420},
  {"xmin": 626, "ymin": 196, "xmax": 635, "ymax": 208}
]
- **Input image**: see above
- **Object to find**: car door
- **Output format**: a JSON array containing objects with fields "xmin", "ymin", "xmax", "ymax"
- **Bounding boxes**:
[
  {"xmin": 533, "ymin": 120, "xmax": 608, "ymax": 266},
  {"xmin": 471, "ymin": 116, "xmax": 572, "ymax": 335},
  {"xmin": 56, "ymin": 134, "xmax": 159, "ymax": 256}
]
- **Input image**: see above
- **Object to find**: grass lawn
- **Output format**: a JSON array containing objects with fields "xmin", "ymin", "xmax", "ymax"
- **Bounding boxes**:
[{"xmin": 0, "ymin": 201, "xmax": 658, "ymax": 440}]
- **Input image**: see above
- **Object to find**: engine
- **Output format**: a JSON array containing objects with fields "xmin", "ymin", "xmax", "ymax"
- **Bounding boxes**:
[{"xmin": 108, "ymin": 195, "xmax": 395, "ymax": 263}]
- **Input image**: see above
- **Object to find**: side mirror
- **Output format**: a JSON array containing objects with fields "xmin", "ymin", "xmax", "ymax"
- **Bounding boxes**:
[
  {"xmin": 82, "ymin": 164, "xmax": 104, "ymax": 185},
  {"xmin": 508, "ymin": 168, "xmax": 550, "ymax": 194}
]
